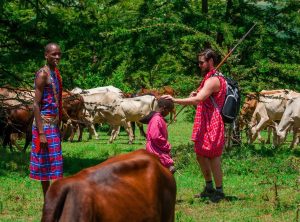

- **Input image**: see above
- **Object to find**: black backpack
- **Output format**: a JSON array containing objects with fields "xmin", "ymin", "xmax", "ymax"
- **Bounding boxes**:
[{"xmin": 210, "ymin": 72, "xmax": 241, "ymax": 123}]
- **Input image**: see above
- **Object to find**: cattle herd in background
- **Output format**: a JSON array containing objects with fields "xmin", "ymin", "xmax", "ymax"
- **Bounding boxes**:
[
  {"xmin": 0, "ymin": 85, "xmax": 175, "ymax": 152},
  {"xmin": 239, "ymin": 89, "xmax": 300, "ymax": 149},
  {"xmin": 0, "ymin": 85, "xmax": 299, "ymax": 152}
]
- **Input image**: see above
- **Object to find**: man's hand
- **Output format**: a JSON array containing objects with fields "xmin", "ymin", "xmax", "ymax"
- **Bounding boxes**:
[
  {"xmin": 39, "ymin": 134, "xmax": 48, "ymax": 150},
  {"xmin": 161, "ymin": 95, "xmax": 174, "ymax": 101}
]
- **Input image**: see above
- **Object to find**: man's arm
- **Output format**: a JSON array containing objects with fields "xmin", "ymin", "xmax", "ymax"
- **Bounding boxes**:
[
  {"xmin": 163, "ymin": 77, "xmax": 220, "ymax": 106},
  {"xmin": 33, "ymin": 71, "xmax": 48, "ymax": 147}
]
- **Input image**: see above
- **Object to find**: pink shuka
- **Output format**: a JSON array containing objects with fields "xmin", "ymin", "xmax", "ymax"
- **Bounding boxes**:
[
  {"xmin": 191, "ymin": 69, "xmax": 227, "ymax": 158},
  {"xmin": 146, "ymin": 112, "xmax": 174, "ymax": 168}
]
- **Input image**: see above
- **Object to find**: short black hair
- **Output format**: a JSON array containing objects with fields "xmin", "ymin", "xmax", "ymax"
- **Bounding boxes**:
[
  {"xmin": 198, "ymin": 49, "xmax": 217, "ymax": 64},
  {"xmin": 45, "ymin": 43, "xmax": 60, "ymax": 53},
  {"xmin": 157, "ymin": 98, "xmax": 174, "ymax": 111}
]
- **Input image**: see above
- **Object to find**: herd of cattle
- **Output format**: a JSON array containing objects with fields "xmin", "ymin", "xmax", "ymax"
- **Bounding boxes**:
[
  {"xmin": 0, "ymin": 85, "xmax": 176, "ymax": 152},
  {"xmin": 239, "ymin": 89, "xmax": 300, "ymax": 148},
  {"xmin": 0, "ymin": 86, "xmax": 299, "ymax": 152}
]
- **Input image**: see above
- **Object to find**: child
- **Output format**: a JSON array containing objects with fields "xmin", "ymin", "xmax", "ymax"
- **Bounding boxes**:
[{"xmin": 141, "ymin": 98, "xmax": 176, "ymax": 174}]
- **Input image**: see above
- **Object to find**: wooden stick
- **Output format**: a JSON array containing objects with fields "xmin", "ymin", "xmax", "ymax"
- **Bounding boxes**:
[{"xmin": 167, "ymin": 23, "xmax": 257, "ymax": 126}]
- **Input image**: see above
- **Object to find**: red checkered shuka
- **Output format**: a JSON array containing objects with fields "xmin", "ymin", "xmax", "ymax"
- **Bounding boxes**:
[{"xmin": 191, "ymin": 69, "xmax": 226, "ymax": 158}]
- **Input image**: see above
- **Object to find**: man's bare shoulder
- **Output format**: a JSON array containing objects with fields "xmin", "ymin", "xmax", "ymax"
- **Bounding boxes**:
[
  {"xmin": 203, "ymin": 76, "xmax": 220, "ymax": 92},
  {"xmin": 205, "ymin": 76, "xmax": 220, "ymax": 86},
  {"xmin": 36, "ymin": 68, "xmax": 49, "ymax": 79}
]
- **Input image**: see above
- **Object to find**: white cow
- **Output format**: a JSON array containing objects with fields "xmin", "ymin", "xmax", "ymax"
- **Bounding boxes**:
[
  {"xmin": 95, "ymin": 95, "xmax": 158, "ymax": 144},
  {"xmin": 71, "ymin": 86, "xmax": 124, "ymax": 140},
  {"xmin": 248, "ymin": 89, "xmax": 300, "ymax": 144},
  {"xmin": 73, "ymin": 88, "xmax": 157, "ymax": 143},
  {"xmin": 71, "ymin": 86, "xmax": 123, "ymax": 97},
  {"xmin": 80, "ymin": 91, "xmax": 123, "ymax": 140},
  {"xmin": 240, "ymin": 90, "xmax": 285, "ymax": 143},
  {"xmin": 275, "ymin": 96, "xmax": 300, "ymax": 148}
]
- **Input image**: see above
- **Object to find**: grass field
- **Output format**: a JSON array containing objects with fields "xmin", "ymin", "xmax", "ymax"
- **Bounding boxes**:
[{"xmin": 0, "ymin": 112, "xmax": 300, "ymax": 221}]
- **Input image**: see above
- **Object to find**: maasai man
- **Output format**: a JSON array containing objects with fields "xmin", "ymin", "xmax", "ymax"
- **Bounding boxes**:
[
  {"xmin": 162, "ymin": 49, "xmax": 227, "ymax": 202},
  {"xmin": 30, "ymin": 43, "xmax": 63, "ymax": 200}
]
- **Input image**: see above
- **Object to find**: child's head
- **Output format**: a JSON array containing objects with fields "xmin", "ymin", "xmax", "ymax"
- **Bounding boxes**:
[{"xmin": 157, "ymin": 98, "xmax": 174, "ymax": 117}]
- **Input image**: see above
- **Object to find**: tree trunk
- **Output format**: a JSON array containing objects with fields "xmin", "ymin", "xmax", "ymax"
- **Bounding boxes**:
[
  {"xmin": 202, "ymin": 0, "xmax": 208, "ymax": 14},
  {"xmin": 225, "ymin": 0, "xmax": 233, "ymax": 18}
]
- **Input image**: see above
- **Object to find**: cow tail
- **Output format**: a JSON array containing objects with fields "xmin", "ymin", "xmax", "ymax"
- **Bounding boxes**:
[{"xmin": 42, "ymin": 183, "xmax": 70, "ymax": 222}]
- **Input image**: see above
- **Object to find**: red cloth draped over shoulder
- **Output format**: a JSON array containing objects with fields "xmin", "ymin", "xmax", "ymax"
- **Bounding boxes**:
[
  {"xmin": 191, "ymin": 69, "xmax": 227, "ymax": 158},
  {"xmin": 54, "ymin": 68, "xmax": 63, "ymax": 123}
]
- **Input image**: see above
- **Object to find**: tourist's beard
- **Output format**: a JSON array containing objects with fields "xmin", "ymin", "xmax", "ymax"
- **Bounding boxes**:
[{"xmin": 200, "ymin": 67, "xmax": 208, "ymax": 75}]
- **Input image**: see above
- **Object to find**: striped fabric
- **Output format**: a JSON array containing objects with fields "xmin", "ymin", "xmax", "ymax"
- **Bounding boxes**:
[
  {"xmin": 30, "ymin": 125, "xmax": 63, "ymax": 180},
  {"xmin": 30, "ymin": 67, "xmax": 63, "ymax": 181},
  {"xmin": 191, "ymin": 69, "xmax": 226, "ymax": 158},
  {"xmin": 40, "ymin": 69, "xmax": 60, "ymax": 116}
]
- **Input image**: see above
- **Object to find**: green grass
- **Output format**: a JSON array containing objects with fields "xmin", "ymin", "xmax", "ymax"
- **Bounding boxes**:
[{"xmin": 0, "ymin": 112, "xmax": 299, "ymax": 221}]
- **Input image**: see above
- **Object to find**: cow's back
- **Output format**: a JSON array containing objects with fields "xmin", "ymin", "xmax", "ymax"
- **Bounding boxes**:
[
  {"xmin": 257, "ymin": 90, "xmax": 297, "ymax": 120},
  {"xmin": 120, "ymin": 95, "xmax": 157, "ymax": 119},
  {"xmin": 42, "ymin": 149, "xmax": 176, "ymax": 222}
]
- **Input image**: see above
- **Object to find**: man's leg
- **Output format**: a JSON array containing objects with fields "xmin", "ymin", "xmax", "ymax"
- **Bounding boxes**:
[
  {"xmin": 41, "ymin": 181, "xmax": 50, "ymax": 199},
  {"xmin": 196, "ymin": 155, "xmax": 212, "ymax": 181},
  {"xmin": 209, "ymin": 156, "xmax": 222, "ymax": 188},
  {"xmin": 195, "ymin": 155, "xmax": 214, "ymax": 198},
  {"xmin": 209, "ymin": 156, "xmax": 225, "ymax": 202}
]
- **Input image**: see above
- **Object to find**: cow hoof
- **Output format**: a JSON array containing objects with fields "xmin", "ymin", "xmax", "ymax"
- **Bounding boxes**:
[{"xmin": 128, "ymin": 141, "xmax": 133, "ymax": 145}]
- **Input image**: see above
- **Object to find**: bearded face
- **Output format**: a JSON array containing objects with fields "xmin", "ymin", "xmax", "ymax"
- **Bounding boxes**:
[{"xmin": 198, "ymin": 56, "xmax": 209, "ymax": 75}]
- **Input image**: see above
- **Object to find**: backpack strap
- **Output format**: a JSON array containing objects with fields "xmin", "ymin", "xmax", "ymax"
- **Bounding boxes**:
[
  {"xmin": 209, "ymin": 71, "xmax": 223, "ymax": 112},
  {"xmin": 210, "ymin": 96, "xmax": 221, "ymax": 112},
  {"xmin": 211, "ymin": 71, "xmax": 224, "ymax": 77}
]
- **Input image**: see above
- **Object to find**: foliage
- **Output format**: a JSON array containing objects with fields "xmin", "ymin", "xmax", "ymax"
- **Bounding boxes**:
[{"xmin": 0, "ymin": 0, "xmax": 299, "ymax": 93}]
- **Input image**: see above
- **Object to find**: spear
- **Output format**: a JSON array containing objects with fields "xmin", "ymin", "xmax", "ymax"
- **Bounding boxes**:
[
  {"xmin": 215, "ymin": 23, "xmax": 257, "ymax": 70},
  {"xmin": 168, "ymin": 23, "xmax": 257, "ymax": 126}
]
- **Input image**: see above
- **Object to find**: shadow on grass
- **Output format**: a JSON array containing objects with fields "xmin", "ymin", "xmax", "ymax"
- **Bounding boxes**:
[
  {"xmin": 0, "ymin": 147, "xmax": 109, "ymax": 177},
  {"xmin": 63, "ymin": 156, "xmax": 108, "ymax": 176},
  {"xmin": 64, "ymin": 137, "xmax": 146, "ymax": 145},
  {"xmin": 176, "ymin": 194, "xmax": 242, "ymax": 206},
  {"xmin": 224, "ymin": 195, "xmax": 242, "ymax": 202},
  {"xmin": 0, "ymin": 142, "xmax": 142, "ymax": 178},
  {"xmin": 224, "ymin": 143, "xmax": 300, "ymax": 158}
]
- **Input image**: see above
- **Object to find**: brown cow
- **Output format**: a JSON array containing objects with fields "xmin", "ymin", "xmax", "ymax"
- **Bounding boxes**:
[
  {"xmin": 4, "ymin": 104, "xmax": 33, "ymax": 152},
  {"xmin": 42, "ymin": 149, "xmax": 176, "ymax": 222},
  {"xmin": 0, "ymin": 87, "xmax": 34, "ymax": 152},
  {"xmin": 61, "ymin": 91, "xmax": 85, "ymax": 142}
]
